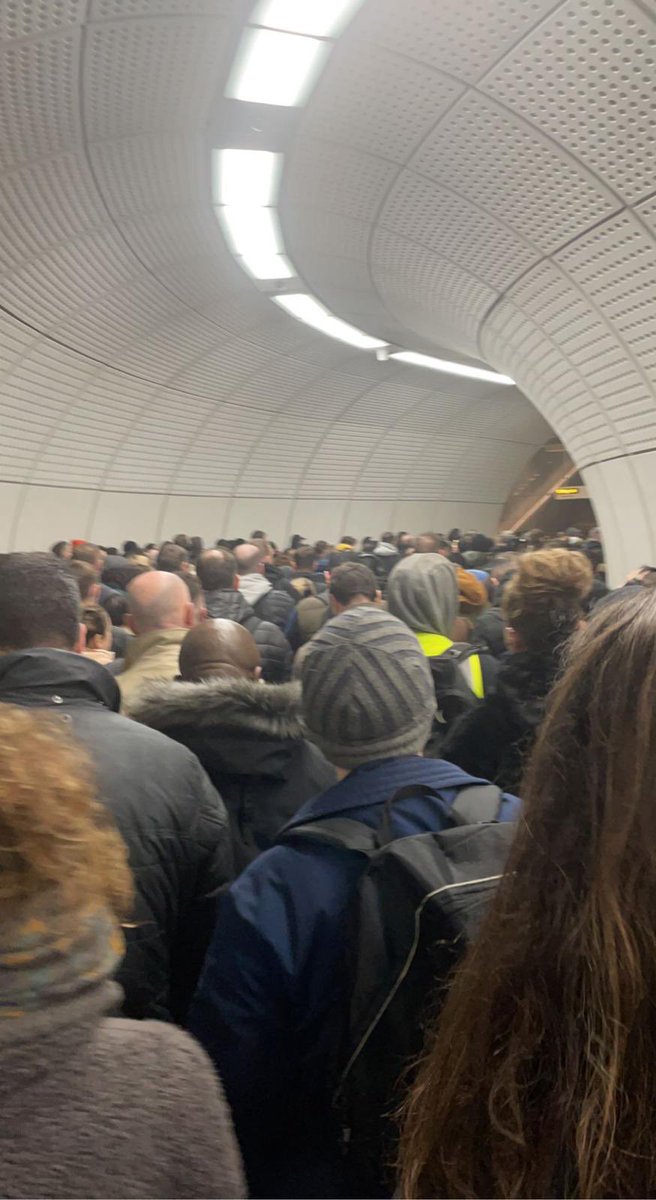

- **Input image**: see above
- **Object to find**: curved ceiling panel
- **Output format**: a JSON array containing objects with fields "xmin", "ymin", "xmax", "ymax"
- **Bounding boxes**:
[{"xmin": 1, "ymin": 0, "xmax": 653, "ymax": 578}]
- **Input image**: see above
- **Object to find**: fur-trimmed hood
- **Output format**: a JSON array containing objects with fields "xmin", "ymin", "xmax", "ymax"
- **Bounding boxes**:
[
  {"xmin": 133, "ymin": 676, "xmax": 303, "ymax": 738},
  {"xmin": 131, "ymin": 677, "xmax": 307, "ymax": 778}
]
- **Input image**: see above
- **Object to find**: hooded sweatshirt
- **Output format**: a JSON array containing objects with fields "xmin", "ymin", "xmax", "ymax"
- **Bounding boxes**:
[
  {"xmin": 387, "ymin": 553, "xmax": 458, "ymax": 641},
  {"xmin": 131, "ymin": 678, "xmax": 336, "ymax": 873}
]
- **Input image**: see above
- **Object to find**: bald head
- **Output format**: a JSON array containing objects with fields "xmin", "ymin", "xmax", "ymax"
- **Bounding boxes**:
[
  {"xmin": 234, "ymin": 543, "xmax": 265, "ymax": 575},
  {"xmin": 179, "ymin": 620, "xmax": 261, "ymax": 682},
  {"xmin": 127, "ymin": 571, "xmax": 194, "ymax": 635}
]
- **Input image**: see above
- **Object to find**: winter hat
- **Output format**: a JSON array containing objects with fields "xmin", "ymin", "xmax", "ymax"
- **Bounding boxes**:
[
  {"xmin": 387, "ymin": 553, "xmax": 458, "ymax": 637},
  {"xmin": 301, "ymin": 607, "xmax": 436, "ymax": 769},
  {"xmin": 456, "ymin": 567, "xmax": 488, "ymax": 610}
]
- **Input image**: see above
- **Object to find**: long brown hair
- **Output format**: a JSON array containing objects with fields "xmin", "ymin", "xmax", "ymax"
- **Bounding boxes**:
[{"xmin": 399, "ymin": 588, "xmax": 656, "ymax": 1198}]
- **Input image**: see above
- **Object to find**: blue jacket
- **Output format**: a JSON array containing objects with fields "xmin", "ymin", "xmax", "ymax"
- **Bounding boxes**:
[{"xmin": 188, "ymin": 755, "xmax": 519, "ymax": 1197}]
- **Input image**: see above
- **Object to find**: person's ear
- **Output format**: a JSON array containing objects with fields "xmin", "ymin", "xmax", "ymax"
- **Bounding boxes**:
[
  {"xmin": 199, "ymin": 604, "xmax": 208, "ymax": 622},
  {"xmin": 184, "ymin": 601, "xmax": 196, "ymax": 629},
  {"xmin": 505, "ymin": 625, "xmax": 522, "ymax": 653},
  {"xmin": 75, "ymin": 623, "xmax": 86, "ymax": 654},
  {"xmin": 91, "ymin": 582, "xmax": 101, "ymax": 603},
  {"xmin": 375, "ymin": 589, "xmax": 383, "ymax": 605}
]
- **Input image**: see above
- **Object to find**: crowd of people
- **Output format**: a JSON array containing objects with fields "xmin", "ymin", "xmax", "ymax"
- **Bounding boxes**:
[{"xmin": 2, "ymin": 521, "xmax": 655, "ymax": 1198}]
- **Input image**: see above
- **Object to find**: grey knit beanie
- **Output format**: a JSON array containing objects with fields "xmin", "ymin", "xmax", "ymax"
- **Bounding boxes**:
[
  {"xmin": 387, "ymin": 553, "xmax": 458, "ymax": 636},
  {"xmin": 300, "ymin": 607, "xmax": 436, "ymax": 769}
]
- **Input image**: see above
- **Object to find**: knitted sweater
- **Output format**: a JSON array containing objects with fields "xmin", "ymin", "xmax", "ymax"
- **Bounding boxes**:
[{"xmin": 0, "ymin": 980, "xmax": 245, "ymax": 1199}]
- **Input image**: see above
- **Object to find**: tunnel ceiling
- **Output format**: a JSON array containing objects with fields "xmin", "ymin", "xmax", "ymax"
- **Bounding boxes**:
[{"xmin": 0, "ymin": 0, "xmax": 654, "ymax": 557}]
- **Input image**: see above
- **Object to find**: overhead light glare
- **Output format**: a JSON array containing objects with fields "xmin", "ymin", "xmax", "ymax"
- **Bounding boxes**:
[
  {"xmin": 214, "ymin": 148, "xmax": 282, "ymax": 207},
  {"xmin": 216, "ymin": 200, "xmax": 292, "ymax": 277},
  {"xmin": 226, "ymin": 27, "xmax": 329, "ymax": 106},
  {"xmin": 241, "ymin": 250, "xmax": 294, "ymax": 280},
  {"xmin": 250, "ymin": 0, "xmax": 364, "ymax": 39},
  {"xmin": 273, "ymin": 293, "xmax": 387, "ymax": 350},
  {"xmin": 390, "ymin": 350, "xmax": 515, "ymax": 385}
]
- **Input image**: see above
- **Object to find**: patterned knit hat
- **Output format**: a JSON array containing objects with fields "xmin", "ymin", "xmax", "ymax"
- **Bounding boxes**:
[{"xmin": 300, "ymin": 607, "xmax": 436, "ymax": 769}]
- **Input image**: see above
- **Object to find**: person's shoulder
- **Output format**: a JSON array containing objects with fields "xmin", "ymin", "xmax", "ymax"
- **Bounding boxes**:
[
  {"xmin": 93, "ymin": 1022, "xmax": 235, "ymax": 1132},
  {"xmin": 99, "ymin": 1017, "xmax": 215, "ymax": 1077},
  {"xmin": 93, "ymin": 709, "xmax": 206, "ymax": 781}
]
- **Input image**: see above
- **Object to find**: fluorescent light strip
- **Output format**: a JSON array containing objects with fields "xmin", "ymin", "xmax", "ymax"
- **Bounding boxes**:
[
  {"xmin": 250, "ymin": 0, "xmax": 364, "ymax": 39},
  {"xmin": 390, "ymin": 350, "xmax": 515, "ymax": 385},
  {"xmin": 226, "ymin": 26, "xmax": 329, "ymax": 107},
  {"xmin": 217, "ymin": 206, "xmax": 293, "ymax": 279},
  {"xmin": 274, "ymin": 293, "xmax": 387, "ymax": 350},
  {"xmin": 215, "ymin": 148, "xmax": 281, "ymax": 207}
]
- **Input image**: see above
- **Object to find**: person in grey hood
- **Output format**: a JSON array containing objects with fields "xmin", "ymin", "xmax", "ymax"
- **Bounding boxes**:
[
  {"xmin": 387, "ymin": 552, "xmax": 459, "ymax": 645},
  {"xmin": 234, "ymin": 543, "xmax": 295, "ymax": 633},
  {"xmin": 131, "ymin": 621, "xmax": 335, "ymax": 873},
  {"xmin": 387, "ymin": 554, "xmax": 498, "ymax": 750}
]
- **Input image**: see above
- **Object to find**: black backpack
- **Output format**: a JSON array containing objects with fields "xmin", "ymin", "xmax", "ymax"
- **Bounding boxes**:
[
  {"xmin": 425, "ymin": 644, "xmax": 483, "ymax": 755},
  {"xmin": 284, "ymin": 783, "xmax": 515, "ymax": 1197}
]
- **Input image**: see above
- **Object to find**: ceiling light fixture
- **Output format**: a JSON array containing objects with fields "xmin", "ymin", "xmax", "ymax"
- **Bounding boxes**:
[
  {"xmin": 273, "ymin": 294, "xmax": 387, "ymax": 350},
  {"xmin": 226, "ymin": 26, "xmax": 329, "ymax": 107},
  {"xmin": 390, "ymin": 350, "xmax": 515, "ymax": 385},
  {"xmin": 250, "ymin": 0, "xmax": 364, "ymax": 39},
  {"xmin": 217, "ymin": 206, "xmax": 293, "ymax": 279},
  {"xmin": 214, "ymin": 148, "xmax": 282, "ymax": 207}
]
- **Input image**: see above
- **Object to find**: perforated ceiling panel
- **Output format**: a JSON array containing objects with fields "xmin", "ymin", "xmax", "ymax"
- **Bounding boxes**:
[{"xmin": 0, "ymin": 0, "xmax": 654, "ymax": 574}]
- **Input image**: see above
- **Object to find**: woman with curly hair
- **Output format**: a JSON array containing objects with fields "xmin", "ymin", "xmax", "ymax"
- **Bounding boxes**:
[
  {"xmin": 442, "ymin": 548, "xmax": 592, "ymax": 792},
  {"xmin": 0, "ymin": 705, "xmax": 244, "ymax": 1200}
]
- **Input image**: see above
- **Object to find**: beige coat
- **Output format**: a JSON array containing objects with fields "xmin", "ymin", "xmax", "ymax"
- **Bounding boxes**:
[{"xmin": 118, "ymin": 628, "xmax": 187, "ymax": 712}]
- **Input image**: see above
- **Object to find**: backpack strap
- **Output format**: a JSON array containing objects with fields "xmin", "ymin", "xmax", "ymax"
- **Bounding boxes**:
[
  {"xmin": 283, "ymin": 783, "xmax": 503, "ymax": 854},
  {"xmin": 449, "ymin": 782, "xmax": 502, "ymax": 826},
  {"xmin": 283, "ymin": 817, "xmax": 379, "ymax": 856}
]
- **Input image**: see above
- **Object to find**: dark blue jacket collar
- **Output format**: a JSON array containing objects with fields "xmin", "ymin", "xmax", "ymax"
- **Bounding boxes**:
[{"xmin": 285, "ymin": 755, "xmax": 493, "ymax": 828}]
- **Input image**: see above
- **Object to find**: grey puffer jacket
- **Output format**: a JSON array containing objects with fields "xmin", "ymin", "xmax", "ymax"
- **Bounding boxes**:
[
  {"xmin": 204, "ymin": 588, "xmax": 292, "ymax": 682},
  {"xmin": 132, "ymin": 677, "xmax": 336, "ymax": 872},
  {"xmin": 0, "ymin": 980, "xmax": 245, "ymax": 1199},
  {"xmin": 0, "ymin": 649, "xmax": 233, "ymax": 1023}
]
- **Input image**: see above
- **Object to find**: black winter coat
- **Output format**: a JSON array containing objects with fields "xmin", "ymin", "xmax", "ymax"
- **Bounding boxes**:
[
  {"xmin": 251, "ymin": 587, "xmax": 295, "ymax": 632},
  {"xmin": 441, "ymin": 650, "xmax": 559, "ymax": 794},
  {"xmin": 0, "ymin": 648, "xmax": 233, "ymax": 1023},
  {"xmin": 204, "ymin": 589, "xmax": 292, "ymax": 682},
  {"xmin": 131, "ymin": 677, "xmax": 336, "ymax": 874}
]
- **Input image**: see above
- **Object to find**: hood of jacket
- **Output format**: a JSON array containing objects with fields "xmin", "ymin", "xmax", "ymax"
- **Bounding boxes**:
[
  {"xmin": 204, "ymin": 588, "xmax": 255, "ymax": 624},
  {"xmin": 0, "ymin": 648, "xmax": 121, "ymax": 712},
  {"xmin": 238, "ymin": 573, "xmax": 272, "ymax": 607},
  {"xmin": 388, "ymin": 554, "xmax": 458, "ymax": 638},
  {"xmin": 494, "ymin": 650, "xmax": 560, "ymax": 731},
  {"xmin": 131, "ymin": 676, "xmax": 306, "ymax": 777}
]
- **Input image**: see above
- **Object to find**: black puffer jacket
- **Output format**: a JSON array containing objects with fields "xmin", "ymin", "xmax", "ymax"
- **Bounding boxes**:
[
  {"xmin": 441, "ymin": 650, "xmax": 559, "ymax": 794},
  {"xmin": 132, "ymin": 678, "xmax": 336, "ymax": 874},
  {"xmin": 0, "ymin": 648, "xmax": 233, "ymax": 1022},
  {"xmin": 204, "ymin": 589, "xmax": 292, "ymax": 682},
  {"xmin": 252, "ymin": 587, "xmax": 295, "ymax": 632}
]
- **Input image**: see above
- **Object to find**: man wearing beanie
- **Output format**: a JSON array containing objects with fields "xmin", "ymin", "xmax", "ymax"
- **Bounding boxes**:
[{"xmin": 189, "ymin": 608, "xmax": 518, "ymax": 1199}]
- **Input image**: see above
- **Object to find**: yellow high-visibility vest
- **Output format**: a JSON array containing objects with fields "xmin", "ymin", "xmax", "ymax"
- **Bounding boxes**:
[{"xmin": 415, "ymin": 631, "xmax": 485, "ymax": 700}]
